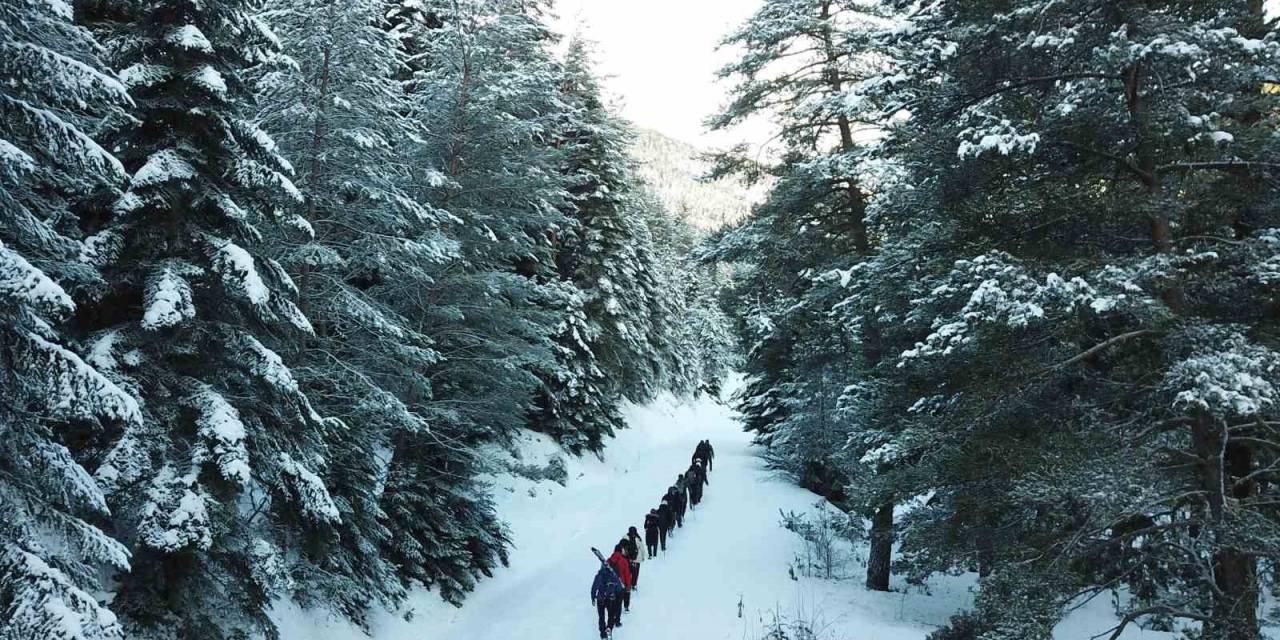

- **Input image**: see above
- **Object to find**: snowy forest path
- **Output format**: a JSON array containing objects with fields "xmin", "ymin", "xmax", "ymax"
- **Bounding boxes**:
[
  {"xmin": 412, "ymin": 389, "xmax": 822, "ymax": 640},
  {"xmin": 271, "ymin": 384, "xmax": 885, "ymax": 639}
]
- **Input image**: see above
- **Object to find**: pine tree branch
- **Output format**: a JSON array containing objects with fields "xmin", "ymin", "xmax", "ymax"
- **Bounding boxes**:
[
  {"xmin": 1095, "ymin": 605, "xmax": 1211, "ymax": 640},
  {"xmin": 1176, "ymin": 234, "xmax": 1250, "ymax": 246},
  {"xmin": 1228, "ymin": 420, "xmax": 1280, "ymax": 434},
  {"xmin": 1043, "ymin": 330, "xmax": 1161, "ymax": 373},
  {"xmin": 949, "ymin": 72, "xmax": 1125, "ymax": 115},
  {"xmin": 1159, "ymin": 160, "xmax": 1280, "ymax": 174},
  {"xmin": 1056, "ymin": 140, "xmax": 1153, "ymax": 184}
]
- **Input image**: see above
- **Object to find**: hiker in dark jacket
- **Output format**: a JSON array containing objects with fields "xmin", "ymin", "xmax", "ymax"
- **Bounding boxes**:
[
  {"xmin": 664, "ymin": 496, "xmax": 679, "ymax": 534},
  {"xmin": 694, "ymin": 439, "xmax": 714, "ymax": 472},
  {"xmin": 678, "ymin": 472, "xmax": 694, "ymax": 511},
  {"xmin": 666, "ymin": 486, "xmax": 684, "ymax": 527},
  {"xmin": 591, "ymin": 561, "xmax": 624, "ymax": 638},
  {"xmin": 643, "ymin": 509, "xmax": 660, "ymax": 558},
  {"xmin": 687, "ymin": 460, "xmax": 707, "ymax": 505},
  {"xmin": 660, "ymin": 491, "xmax": 676, "ymax": 539},
  {"xmin": 625, "ymin": 527, "xmax": 644, "ymax": 588},
  {"xmin": 656, "ymin": 499, "xmax": 673, "ymax": 550}
]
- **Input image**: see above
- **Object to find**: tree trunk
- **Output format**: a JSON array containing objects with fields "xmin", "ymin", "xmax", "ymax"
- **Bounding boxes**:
[
  {"xmin": 976, "ymin": 524, "xmax": 995, "ymax": 578},
  {"xmin": 442, "ymin": 49, "xmax": 472, "ymax": 211},
  {"xmin": 297, "ymin": 24, "xmax": 333, "ymax": 339},
  {"xmin": 866, "ymin": 501, "xmax": 893, "ymax": 591},
  {"xmin": 1192, "ymin": 416, "xmax": 1260, "ymax": 639},
  {"xmin": 1246, "ymin": 0, "xmax": 1269, "ymax": 38},
  {"xmin": 1209, "ymin": 547, "xmax": 1259, "ymax": 640},
  {"xmin": 817, "ymin": 0, "xmax": 870, "ymax": 255}
]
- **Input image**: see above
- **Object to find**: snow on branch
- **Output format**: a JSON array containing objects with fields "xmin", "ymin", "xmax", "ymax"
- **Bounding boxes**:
[
  {"xmin": 210, "ymin": 239, "xmax": 270, "ymax": 307},
  {"xmin": 277, "ymin": 453, "xmax": 339, "ymax": 524},
  {"xmin": 0, "ymin": 239, "xmax": 74, "ymax": 320},
  {"xmin": 1164, "ymin": 333, "xmax": 1280, "ymax": 420},
  {"xmin": 141, "ymin": 263, "xmax": 197, "ymax": 330},
  {"xmin": 138, "ymin": 469, "xmax": 212, "ymax": 553},
  {"xmin": 958, "ymin": 120, "xmax": 1042, "ymax": 160},
  {"xmin": 190, "ymin": 386, "xmax": 251, "ymax": 486},
  {"xmin": 0, "ymin": 547, "xmax": 125, "ymax": 640}
]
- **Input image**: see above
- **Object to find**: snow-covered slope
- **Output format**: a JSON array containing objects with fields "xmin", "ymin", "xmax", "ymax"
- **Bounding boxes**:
[
  {"xmin": 272, "ymin": 383, "xmax": 1177, "ymax": 640},
  {"xmin": 631, "ymin": 129, "xmax": 761, "ymax": 232}
]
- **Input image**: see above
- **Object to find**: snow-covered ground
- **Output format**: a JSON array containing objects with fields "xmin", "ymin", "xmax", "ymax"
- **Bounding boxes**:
[{"xmin": 272, "ymin": 384, "xmax": 1180, "ymax": 640}]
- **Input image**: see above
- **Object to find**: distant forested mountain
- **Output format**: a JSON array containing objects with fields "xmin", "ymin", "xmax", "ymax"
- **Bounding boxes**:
[{"xmin": 630, "ymin": 129, "xmax": 759, "ymax": 232}]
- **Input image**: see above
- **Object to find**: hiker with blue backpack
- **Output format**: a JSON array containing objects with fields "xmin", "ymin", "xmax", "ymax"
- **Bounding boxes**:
[{"xmin": 591, "ymin": 552, "xmax": 626, "ymax": 638}]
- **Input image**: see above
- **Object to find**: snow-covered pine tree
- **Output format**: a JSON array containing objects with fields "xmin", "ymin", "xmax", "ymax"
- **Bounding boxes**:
[
  {"xmin": 706, "ymin": 158, "xmax": 863, "ymax": 497},
  {"xmin": 79, "ymin": 1, "xmax": 342, "ymax": 636},
  {"xmin": 534, "ymin": 38, "xmax": 674, "ymax": 452},
  {"xmin": 0, "ymin": 2, "xmax": 137, "ymax": 638},
  {"xmin": 636, "ymin": 185, "xmax": 737, "ymax": 398},
  {"xmin": 842, "ymin": 1, "xmax": 1280, "ymax": 637},
  {"xmin": 253, "ymin": 0, "xmax": 456, "ymax": 618},
  {"xmin": 711, "ymin": 0, "xmax": 896, "ymax": 590},
  {"xmin": 373, "ymin": 0, "xmax": 576, "ymax": 599}
]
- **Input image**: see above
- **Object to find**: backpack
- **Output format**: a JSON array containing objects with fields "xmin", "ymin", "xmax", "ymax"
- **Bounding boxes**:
[{"xmin": 592, "ymin": 566, "xmax": 623, "ymax": 601}]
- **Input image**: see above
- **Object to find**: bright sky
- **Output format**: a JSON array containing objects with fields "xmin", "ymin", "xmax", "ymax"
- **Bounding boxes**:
[
  {"xmin": 553, "ymin": 0, "xmax": 767, "ymax": 150},
  {"xmin": 558, "ymin": 1, "xmax": 1280, "ymax": 149}
]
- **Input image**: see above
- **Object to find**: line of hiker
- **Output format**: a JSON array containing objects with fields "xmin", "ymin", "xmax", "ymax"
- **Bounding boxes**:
[{"xmin": 591, "ymin": 440, "xmax": 715, "ymax": 639}]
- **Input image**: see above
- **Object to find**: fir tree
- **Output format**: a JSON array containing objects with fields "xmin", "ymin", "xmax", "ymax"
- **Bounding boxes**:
[
  {"xmin": 252, "ymin": 0, "xmax": 450, "ymax": 618},
  {"xmin": 374, "ymin": 0, "xmax": 575, "ymax": 599},
  {"xmin": 838, "ymin": 1, "xmax": 1280, "ymax": 637},
  {"xmin": 81, "ymin": 0, "xmax": 340, "ymax": 636},
  {"xmin": 638, "ymin": 186, "xmax": 737, "ymax": 397},
  {"xmin": 712, "ymin": 0, "xmax": 895, "ymax": 590},
  {"xmin": 0, "ymin": 2, "xmax": 136, "ymax": 637},
  {"xmin": 536, "ymin": 39, "xmax": 674, "ymax": 452}
]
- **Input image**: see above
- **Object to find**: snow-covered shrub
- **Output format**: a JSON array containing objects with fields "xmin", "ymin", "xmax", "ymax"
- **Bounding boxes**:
[
  {"xmin": 506, "ymin": 454, "xmax": 569, "ymax": 486},
  {"xmin": 746, "ymin": 603, "xmax": 841, "ymax": 640},
  {"xmin": 927, "ymin": 612, "xmax": 990, "ymax": 640},
  {"xmin": 780, "ymin": 506, "xmax": 862, "ymax": 580}
]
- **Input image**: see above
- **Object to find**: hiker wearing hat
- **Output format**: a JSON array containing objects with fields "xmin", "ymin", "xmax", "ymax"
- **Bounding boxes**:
[
  {"xmin": 625, "ymin": 526, "xmax": 644, "ymax": 588},
  {"xmin": 643, "ymin": 509, "xmax": 660, "ymax": 558},
  {"xmin": 656, "ymin": 499, "xmax": 673, "ymax": 551}
]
